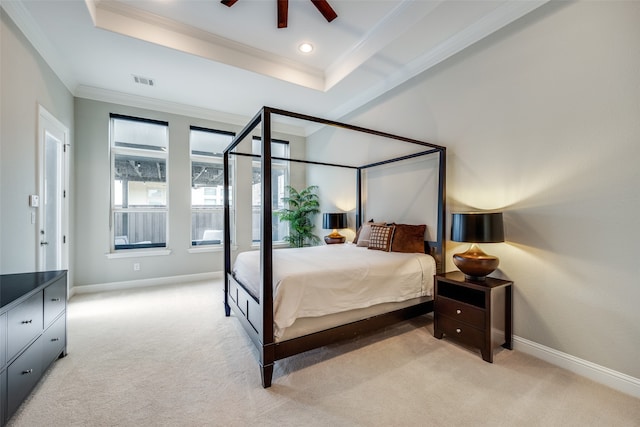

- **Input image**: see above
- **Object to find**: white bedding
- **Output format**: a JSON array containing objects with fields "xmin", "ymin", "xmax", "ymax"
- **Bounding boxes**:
[{"xmin": 232, "ymin": 244, "xmax": 436, "ymax": 338}]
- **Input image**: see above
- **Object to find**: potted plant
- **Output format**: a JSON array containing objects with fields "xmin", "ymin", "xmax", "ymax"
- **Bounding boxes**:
[{"xmin": 277, "ymin": 185, "xmax": 321, "ymax": 247}]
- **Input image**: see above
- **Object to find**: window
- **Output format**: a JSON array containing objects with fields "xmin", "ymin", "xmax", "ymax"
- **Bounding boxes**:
[
  {"xmin": 110, "ymin": 114, "xmax": 168, "ymax": 250},
  {"xmin": 252, "ymin": 138, "xmax": 289, "ymax": 242},
  {"xmin": 190, "ymin": 127, "xmax": 234, "ymax": 246}
]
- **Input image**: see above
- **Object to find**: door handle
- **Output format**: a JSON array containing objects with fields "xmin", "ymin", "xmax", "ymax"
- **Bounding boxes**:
[{"xmin": 40, "ymin": 241, "xmax": 49, "ymax": 246}]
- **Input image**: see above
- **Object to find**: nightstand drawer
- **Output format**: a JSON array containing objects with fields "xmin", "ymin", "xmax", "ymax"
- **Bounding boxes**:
[
  {"xmin": 436, "ymin": 296, "xmax": 484, "ymax": 327},
  {"xmin": 435, "ymin": 314, "xmax": 485, "ymax": 349}
]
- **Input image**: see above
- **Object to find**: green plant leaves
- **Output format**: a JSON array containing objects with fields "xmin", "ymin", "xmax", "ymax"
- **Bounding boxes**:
[{"xmin": 276, "ymin": 185, "xmax": 320, "ymax": 247}]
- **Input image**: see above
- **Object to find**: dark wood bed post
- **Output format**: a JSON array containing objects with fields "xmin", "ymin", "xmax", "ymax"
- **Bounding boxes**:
[
  {"xmin": 436, "ymin": 148, "xmax": 446, "ymax": 274},
  {"xmin": 260, "ymin": 107, "xmax": 276, "ymax": 388},
  {"xmin": 356, "ymin": 168, "xmax": 362, "ymax": 229},
  {"xmin": 223, "ymin": 150, "xmax": 231, "ymax": 317},
  {"xmin": 223, "ymin": 109, "xmax": 261, "ymax": 316}
]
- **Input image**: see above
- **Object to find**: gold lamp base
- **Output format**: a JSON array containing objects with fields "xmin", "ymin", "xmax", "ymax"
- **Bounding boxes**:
[
  {"xmin": 324, "ymin": 230, "xmax": 345, "ymax": 244},
  {"xmin": 453, "ymin": 243, "xmax": 499, "ymax": 281},
  {"xmin": 327, "ymin": 230, "xmax": 343, "ymax": 239}
]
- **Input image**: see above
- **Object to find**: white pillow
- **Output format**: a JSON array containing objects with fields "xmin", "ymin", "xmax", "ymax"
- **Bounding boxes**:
[{"xmin": 356, "ymin": 222, "xmax": 384, "ymax": 247}]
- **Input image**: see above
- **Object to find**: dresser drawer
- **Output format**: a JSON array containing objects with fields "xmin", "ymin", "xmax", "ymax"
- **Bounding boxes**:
[
  {"xmin": 1, "ymin": 369, "xmax": 5, "ymax": 424},
  {"xmin": 435, "ymin": 313, "xmax": 485, "ymax": 349},
  {"xmin": 42, "ymin": 313, "xmax": 66, "ymax": 369},
  {"xmin": 7, "ymin": 291, "xmax": 43, "ymax": 360},
  {"xmin": 436, "ymin": 296, "xmax": 485, "ymax": 327},
  {"xmin": 44, "ymin": 276, "xmax": 66, "ymax": 328},
  {"xmin": 1, "ymin": 312, "xmax": 6, "ymax": 367},
  {"xmin": 7, "ymin": 335, "xmax": 43, "ymax": 418}
]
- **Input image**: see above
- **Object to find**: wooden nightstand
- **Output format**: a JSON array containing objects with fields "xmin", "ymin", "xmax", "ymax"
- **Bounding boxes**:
[{"xmin": 433, "ymin": 271, "xmax": 513, "ymax": 362}]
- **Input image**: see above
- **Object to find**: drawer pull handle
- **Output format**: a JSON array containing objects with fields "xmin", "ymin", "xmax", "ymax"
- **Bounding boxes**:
[
  {"xmin": 21, "ymin": 320, "xmax": 33, "ymax": 324},
  {"xmin": 456, "ymin": 328, "xmax": 462, "ymax": 334},
  {"xmin": 22, "ymin": 369, "xmax": 33, "ymax": 375},
  {"xmin": 51, "ymin": 338, "xmax": 60, "ymax": 342},
  {"xmin": 51, "ymin": 298, "xmax": 61, "ymax": 302},
  {"xmin": 456, "ymin": 309, "xmax": 462, "ymax": 314}
]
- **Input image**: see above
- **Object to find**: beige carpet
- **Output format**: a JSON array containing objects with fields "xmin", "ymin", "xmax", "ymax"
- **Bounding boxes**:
[{"xmin": 8, "ymin": 279, "xmax": 640, "ymax": 427}]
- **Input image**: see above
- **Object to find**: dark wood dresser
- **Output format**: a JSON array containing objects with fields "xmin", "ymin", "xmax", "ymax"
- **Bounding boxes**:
[
  {"xmin": 433, "ymin": 271, "xmax": 512, "ymax": 362},
  {"xmin": 0, "ymin": 270, "xmax": 67, "ymax": 426}
]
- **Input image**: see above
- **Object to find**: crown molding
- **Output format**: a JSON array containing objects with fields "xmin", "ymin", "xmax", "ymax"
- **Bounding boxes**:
[
  {"xmin": 324, "ymin": 0, "xmax": 441, "ymax": 91},
  {"xmin": 87, "ymin": 0, "xmax": 325, "ymax": 91},
  {"xmin": 5, "ymin": 0, "xmax": 548, "ymax": 126},
  {"xmin": 75, "ymin": 85, "xmax": 307, "ymax": 137},
  {"xmin": 327, "ymin": 0, "xmax": 549, "ymax": 120}
]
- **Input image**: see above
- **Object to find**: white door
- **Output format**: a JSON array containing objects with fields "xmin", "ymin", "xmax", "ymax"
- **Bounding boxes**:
[{"xmin": 38, "ymin": 106, "xmax": 69, "ymax": 272}]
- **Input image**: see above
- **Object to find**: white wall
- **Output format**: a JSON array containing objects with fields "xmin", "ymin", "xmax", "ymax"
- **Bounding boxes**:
[
  {"xmin": 305, "ymin": 164, "xmax": 354, "ymax": 243},
  {"xmin": 306, "ymin": 142, "xmax": 441, "ymax": 243},
  {"xmin": 305, "ymin": 122, "xmax": 442, "ymax": 243},
  {"xmin": 343, "ymin": 2, "xmax": 640, "ymax": 379},
  {"xmin": 0, "ymin": 10, "xmax": 74, "ymax": 275}
]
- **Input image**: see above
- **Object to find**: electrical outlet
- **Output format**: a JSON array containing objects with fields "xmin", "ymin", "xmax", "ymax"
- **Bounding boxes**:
[{"xmin": 133, "ymin": 263, "xmax": 140, "ymax": 271}]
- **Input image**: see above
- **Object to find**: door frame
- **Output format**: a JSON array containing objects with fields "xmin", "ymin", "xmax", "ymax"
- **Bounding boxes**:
[{"xmin": 37, "ymin": 105, "xmax": 70, "ymax": 273}]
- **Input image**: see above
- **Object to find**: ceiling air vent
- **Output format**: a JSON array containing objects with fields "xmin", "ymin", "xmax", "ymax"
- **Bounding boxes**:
[{"xmin": 133, "ymin": 75, "xmax": 154, "ymax": 86}]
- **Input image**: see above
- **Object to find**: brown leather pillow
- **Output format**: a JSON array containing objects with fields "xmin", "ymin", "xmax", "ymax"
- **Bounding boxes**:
[{"xmin": 390, "ymin": 224, "xmax": 426, "ymax": 253}]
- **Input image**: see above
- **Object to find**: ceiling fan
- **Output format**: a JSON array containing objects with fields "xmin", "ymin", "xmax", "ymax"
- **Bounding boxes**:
[{"xmin": 221, "ymin": 0, "xmax": 338, "ymax": 29}]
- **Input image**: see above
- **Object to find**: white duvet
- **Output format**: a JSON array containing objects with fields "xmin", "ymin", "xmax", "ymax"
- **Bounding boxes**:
[{"xmin": 232, "ymin": 244, "xmax": 436, "ymax": 338}]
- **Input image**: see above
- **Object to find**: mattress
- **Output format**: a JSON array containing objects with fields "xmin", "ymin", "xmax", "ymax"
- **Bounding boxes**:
[{"xmin": 232, "ymin": 243, "xmax": 436, "ymax": 338}]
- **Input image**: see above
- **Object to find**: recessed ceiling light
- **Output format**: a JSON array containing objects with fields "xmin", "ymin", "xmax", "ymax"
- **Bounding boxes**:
[{"xmin": 298, "ymin": 43, "xmax": 314, "ymax": 54}]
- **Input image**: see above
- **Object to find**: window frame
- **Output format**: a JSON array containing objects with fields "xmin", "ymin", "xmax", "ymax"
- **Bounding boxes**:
[
  {"xmin": 251, "ymin": 137, "xmax": 290, "ymax": 244},
  {"xmin": 189, "ymin": 126, "xmax": 235, "ymax": 249},
  {"xmin": 109, "ymin": 114, "xmax": 169, "ymax": 252}
]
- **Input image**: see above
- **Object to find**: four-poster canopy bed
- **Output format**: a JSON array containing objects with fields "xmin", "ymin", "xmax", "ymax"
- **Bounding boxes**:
[{"xmin": 223, "ymin": 107, "xmax": 446, "ymax": 388}]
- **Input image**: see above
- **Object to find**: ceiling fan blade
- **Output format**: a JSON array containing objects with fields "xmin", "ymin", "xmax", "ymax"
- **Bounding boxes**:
[
  {"xmin": 310, "ymin": 0, "xmax": 337, "ymax": 22},
  {"xmin": 220, "ymin": 0, "xmax": 238, "ymax": 7},
  {"xmin": 278, "ymin": 0, "xmax": 288, "ymax": 28}
]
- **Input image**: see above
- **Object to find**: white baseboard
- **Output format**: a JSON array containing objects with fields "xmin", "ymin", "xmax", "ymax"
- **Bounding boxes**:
[
  {"xmin": 514, "ymin": 335, "xmax": 640, "ymax": 399},
  {"xmin": 70, "ymin": 271, "xmax": 223, "ymax": 296}
]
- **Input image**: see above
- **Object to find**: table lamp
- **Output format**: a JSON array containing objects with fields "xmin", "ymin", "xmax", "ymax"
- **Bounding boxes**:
[
  {"xmin": 451, "ymin": 212, "xmax": 504, "ymax": 281},
  {"xmin": 323, "ymin": 212, "xmax": 347, "ymax": 244}
]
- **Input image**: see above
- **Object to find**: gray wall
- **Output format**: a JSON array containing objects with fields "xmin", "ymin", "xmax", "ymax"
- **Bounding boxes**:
[
  {"xmin": 345, "ymin": 2, "xmax": 640, "ymax": 379},
  {"xmin": 0, "ymin": 10, "xmax": 74, "ymax": 276}
]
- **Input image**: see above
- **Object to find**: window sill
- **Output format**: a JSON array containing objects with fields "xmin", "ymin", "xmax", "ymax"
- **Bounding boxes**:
[
  {"xmin": 250, "ymin": 242, "xmax": 290, "ymax": 249},
  {"xmin": 106, "ymin": 248, "xmax": 172, "ymax": 259},
  {"xmin": 188, "ymin": 245, "xmax": 223, "ymax": 254}
]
